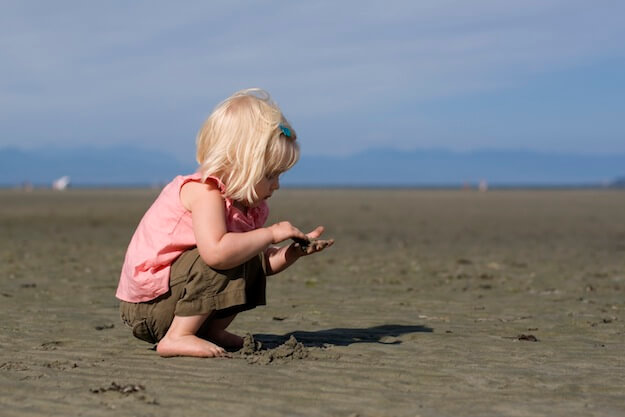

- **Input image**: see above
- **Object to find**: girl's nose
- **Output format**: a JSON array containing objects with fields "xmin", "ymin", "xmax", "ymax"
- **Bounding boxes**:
[{"xmin": 273, "ymin": 177, "xmax": 280, "ymax": 190}]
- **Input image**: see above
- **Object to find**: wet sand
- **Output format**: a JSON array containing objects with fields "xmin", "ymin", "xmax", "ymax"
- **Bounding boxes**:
[{"xmin": 1, "ymin": 188, "xmax": 624, "ymax": 417}]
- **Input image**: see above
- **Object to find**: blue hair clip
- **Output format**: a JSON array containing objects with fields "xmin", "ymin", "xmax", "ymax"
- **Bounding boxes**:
[{"xmin": 279, "ymin": 123, "xmax": 292, "ymax": 138}]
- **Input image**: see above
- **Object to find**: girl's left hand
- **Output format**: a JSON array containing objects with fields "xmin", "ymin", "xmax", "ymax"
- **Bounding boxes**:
[{"xmin": 293, "ymin": 226, "xmax": 335, "ymax": 256}]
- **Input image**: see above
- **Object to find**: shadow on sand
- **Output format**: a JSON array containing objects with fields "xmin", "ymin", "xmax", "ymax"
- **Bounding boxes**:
[{"xmin": 254, "ymin": 324, "xmax": 432, "ymax": 348}]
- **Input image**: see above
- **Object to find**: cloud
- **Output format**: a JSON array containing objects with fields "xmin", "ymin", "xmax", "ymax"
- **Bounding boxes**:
[{"xmin": 1, "ymin": 0, "xmax": 624, "ymax": 156}]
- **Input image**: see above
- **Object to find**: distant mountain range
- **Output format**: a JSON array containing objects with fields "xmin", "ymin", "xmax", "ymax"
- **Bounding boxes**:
[{"xmin": 1, "ymin": 146, "xmax": 624, "ymax": 188}]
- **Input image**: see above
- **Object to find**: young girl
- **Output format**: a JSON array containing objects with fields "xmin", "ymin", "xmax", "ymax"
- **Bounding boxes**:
[{"xmin": 116, "ymin": 88, "xmax": 333, "ymax": 358}]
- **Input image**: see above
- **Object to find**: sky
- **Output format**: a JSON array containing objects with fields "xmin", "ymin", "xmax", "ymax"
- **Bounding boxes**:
[{"xmin": 1, "ymin": 0, "xmax": 624, "ymax": 163}]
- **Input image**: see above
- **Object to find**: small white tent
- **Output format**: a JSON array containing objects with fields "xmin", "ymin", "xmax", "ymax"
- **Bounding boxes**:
[{"xmin": 52, "ymin": 176, "xmax": 71, "ymax": 190}]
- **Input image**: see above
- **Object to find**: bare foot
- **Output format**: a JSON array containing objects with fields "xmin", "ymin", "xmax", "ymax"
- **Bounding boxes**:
[
  {"xmin": 202, "ymin": 329, "xmax": 244, "ymax": 349},
  {"xmin": 156, "ymin": 334, "xmax": 228, "ymax": 358}
]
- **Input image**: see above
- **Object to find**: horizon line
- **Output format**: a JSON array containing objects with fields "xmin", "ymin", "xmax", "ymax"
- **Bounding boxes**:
[{"xmin": 2, "ymin": 182, "xmax": 624, "ymax": 191}]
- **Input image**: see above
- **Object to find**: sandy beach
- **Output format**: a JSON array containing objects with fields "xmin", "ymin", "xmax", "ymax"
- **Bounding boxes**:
[{"xmin": 1, "ymin": 188, "xmax": 624, "ymax": 417}]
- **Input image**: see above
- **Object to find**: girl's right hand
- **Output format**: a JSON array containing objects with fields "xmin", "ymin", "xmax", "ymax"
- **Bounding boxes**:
[{"xmin": 268, "ymin": 221, "xmax": 308, "ymax": 244}]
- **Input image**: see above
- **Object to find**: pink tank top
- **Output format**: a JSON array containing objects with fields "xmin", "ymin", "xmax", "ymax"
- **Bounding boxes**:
[{"xmin": 116, "ymin": 172, "xmax": 269, "ymax": 302}]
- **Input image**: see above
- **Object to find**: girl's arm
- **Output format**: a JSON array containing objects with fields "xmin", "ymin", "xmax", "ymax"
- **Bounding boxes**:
[
  {"xmin": 264, "ymin": 244, "xmax": 303, "ymax": 275},
  {"xmin": 181, "ymin": 180, "xmax": 308, "ymax": 270}
]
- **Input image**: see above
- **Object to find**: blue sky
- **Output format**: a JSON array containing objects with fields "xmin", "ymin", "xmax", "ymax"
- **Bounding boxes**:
[{"xmin": 1, "ymin": 0, "xmax": 624, "ymax": 163}]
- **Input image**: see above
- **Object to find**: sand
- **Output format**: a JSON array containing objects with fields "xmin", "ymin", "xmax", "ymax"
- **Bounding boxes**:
[{"xmin": 0, "ymin": 188, "xmax": 624, "ymax": 417}]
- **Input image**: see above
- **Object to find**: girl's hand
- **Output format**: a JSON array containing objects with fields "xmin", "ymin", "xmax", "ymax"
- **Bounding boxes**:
[
  {"xmin": 268, "ymin": 221, "xmax": 308, "ymax": 244},
  {"xmin": 264, "ymin": 224, "xmax": 334, "ymax": 275},
  {"xmin": 294, "ymin": 226, "xmax": 335, "ymax": 256}
]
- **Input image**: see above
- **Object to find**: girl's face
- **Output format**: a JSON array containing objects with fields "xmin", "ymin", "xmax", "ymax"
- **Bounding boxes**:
[{"xmin": 250, "ymin": 173, "xmax": 281, "ymax": 207}]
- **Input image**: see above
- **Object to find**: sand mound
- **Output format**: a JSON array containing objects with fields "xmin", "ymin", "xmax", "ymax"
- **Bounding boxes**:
[{"xmin": 236, "ymin": 334, "xmax": 312, "ymax": 365}]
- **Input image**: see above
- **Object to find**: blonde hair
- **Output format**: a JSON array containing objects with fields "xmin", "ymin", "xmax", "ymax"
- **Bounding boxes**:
[{"xmin": 196, "ymin": 88, "xmax": 299, "ymax": 205}]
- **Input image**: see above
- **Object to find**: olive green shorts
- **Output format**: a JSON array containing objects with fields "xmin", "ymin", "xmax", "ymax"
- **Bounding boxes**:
[{"xmin": 119, "ymin": 248, "xmax": 267, "ymax": 344}]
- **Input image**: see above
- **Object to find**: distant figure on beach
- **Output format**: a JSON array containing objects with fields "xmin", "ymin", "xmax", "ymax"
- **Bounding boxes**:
[{"xmin": 116, "ymin": 89, "xmax": 334, "ymax": 358}]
